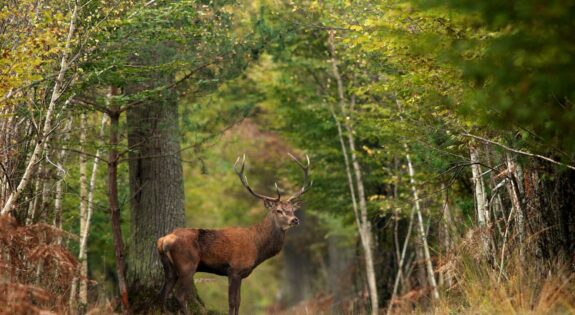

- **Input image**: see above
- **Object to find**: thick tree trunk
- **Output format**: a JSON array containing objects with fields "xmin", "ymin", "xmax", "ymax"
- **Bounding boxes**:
[{"xmin": 125, "ymin": 70, "xmax": 200, "ymax": 311}]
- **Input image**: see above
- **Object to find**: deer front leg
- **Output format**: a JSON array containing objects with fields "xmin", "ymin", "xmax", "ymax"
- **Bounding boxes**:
[{"xmin": 228, "ymin": 274, "xmax": 242, "ymax": 315}]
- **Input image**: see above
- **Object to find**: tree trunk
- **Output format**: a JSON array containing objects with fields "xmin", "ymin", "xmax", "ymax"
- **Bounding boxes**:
[
  {"xmin": 109, "ymin": 105, "xmax": 130, "ymax": 314},
  {"xmin": 505, "ymin": 153, "xmax": 525, "ymax": 264},
  {"xmin": 27, "ymin": 164, "xmax": 44, "ymax": 224},
  {"xmin": 387, "ymin": 203, "xmax": 416, "ymax": 315},
  {"xmin": 349, "ymin": 130, "xmax": 379, "ymax": 314},
  {"xmin": 78, "ymin": 112, "xmax": 89, "ymax": 314},
  {"xmin": 70, "ymin": 113, "xmax": 106, "ymax": 313},
  {"xmin": 1, "ymin": 3, "xmax": 78, "ymax": 216},
  {"xmin": 404, "ymin": 148, "xmax": 440, "ymax": 301},
  {"xmin": 54, "ymin": 118, "xmax": 73, "ymax": 239},
  {"xmin": 328, "ymin": 30, "xmax": 378, "ymax": 314},
  {"xmin": 440, "ymin": 183, "xmax": 453, "ymax": 288},
  {"xmin": 469, "ymin": 143, "xmax": 491, "ymax": 258},
  {"xmin": 125, "ymin": 68, "xmax": 200, "ymax": 311}
]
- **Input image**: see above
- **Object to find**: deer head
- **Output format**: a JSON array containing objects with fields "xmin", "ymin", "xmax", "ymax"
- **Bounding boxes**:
[{"xmin": 233, "ymin": 153, "xmax": 312, "ymax": 231}]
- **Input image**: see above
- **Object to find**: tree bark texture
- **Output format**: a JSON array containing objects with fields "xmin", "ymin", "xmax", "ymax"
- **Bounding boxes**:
[
  {"xmin": 78, "ymin": 113, "xmax": 89, "ymax": 313},
  {"xmin": 125, "ymin": 66, "xmax": 195, "ymax": 311},
  {"xmin": 505, "ymin": 153, "xmax": 525, "ymax": 265},
  {"xmin": 469, "ymin": 143, "xmax": 491, "ymax": 258},
  {"xmin": 109, "ymin": 107, "xmax": 130, "ymax": 314}
]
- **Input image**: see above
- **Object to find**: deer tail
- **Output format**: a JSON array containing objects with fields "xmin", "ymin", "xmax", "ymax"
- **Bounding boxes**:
[{"xmin": 157, "ymin": 235, "xmax": 177, "ymax": 273}]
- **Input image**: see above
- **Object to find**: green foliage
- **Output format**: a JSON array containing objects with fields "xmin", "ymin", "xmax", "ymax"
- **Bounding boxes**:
[{"xmin": 5, "ymin": 0, "xmax": 575, "ymax": 313}]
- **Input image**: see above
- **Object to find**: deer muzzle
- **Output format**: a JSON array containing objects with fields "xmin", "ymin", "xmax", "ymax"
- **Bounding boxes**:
[{"xmin": 290, "ymin": 217, "xmax": 300, "ymax": 226}]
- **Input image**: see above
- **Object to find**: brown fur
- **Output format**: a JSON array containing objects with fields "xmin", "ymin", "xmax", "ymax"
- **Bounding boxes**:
[
  {"xmin": 157, "ymin": 205, "xmax": 296, "ymax": 315},
  {"xmin": 159, "ymin": 154, "xmax": 311, "ymax": 315}
]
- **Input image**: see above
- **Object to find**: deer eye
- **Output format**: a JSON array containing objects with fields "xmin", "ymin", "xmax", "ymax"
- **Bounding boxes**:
[{"xmin": 275, "ymin": 210, "xmax": 284, "ymax": 215}]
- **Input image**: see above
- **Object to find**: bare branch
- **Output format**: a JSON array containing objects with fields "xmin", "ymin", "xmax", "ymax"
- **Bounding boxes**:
[{"xmin": 462, "ymin": 133, "xmax": 575, "ymax": 171}]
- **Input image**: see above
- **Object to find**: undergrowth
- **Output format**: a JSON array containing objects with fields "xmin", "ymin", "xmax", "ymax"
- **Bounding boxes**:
[
  {"xmin": 281, "ymin": 227, "xmax": 575, "ymax": 315},
  {"xmin": 0, "ymin": 215, "xmax": 78, "ymax": 314}
]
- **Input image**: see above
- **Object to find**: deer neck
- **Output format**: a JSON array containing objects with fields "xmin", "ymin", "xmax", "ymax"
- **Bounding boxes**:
[{"xmin": 252, "ymin": 212, "xmax": 286, "ymax": 264}]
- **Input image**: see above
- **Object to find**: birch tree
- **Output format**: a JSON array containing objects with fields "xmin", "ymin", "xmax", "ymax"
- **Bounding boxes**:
[
  {"xmin": 54, "ymin": 118, "xmax": 73, "ymax": 241},
  {"xmin": 1, "ymin": 3, "xmax": 78, "ymax": 216},
  {"xmin": 505, "ymin": 153, "xmax": 525, "ymax": 264},
  {"xmin": 469, "ymin": 142, "xmax": 491, "ymax": 257},
  {"xmin": 404, "ymin": 146, "xmax": 440, "ymax": 300},
  {"xmin": 328, "ymin": 30, "xmax": 379, "ymax": 314}
]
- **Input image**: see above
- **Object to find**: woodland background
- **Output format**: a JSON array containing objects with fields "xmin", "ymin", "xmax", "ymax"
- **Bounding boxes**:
[{"xmin": 1, "ymin": 0, "xmax": 575, "ymax": 314}]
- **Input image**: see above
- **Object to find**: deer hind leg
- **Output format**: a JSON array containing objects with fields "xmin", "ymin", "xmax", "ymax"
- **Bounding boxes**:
[
  {"xmin": 157, "ymin": 236, "xmax": 179, "ymax": 310},
  {"xmin": 174, "ymin": 259, "xmax": 199, "ymax": 315},
  {"xmin": 158, "ymin": 248, "xmax": 177, "ymax": 309},
  {"xmin": 228, "ymin": 274, "xmax": 242, "ymax": 315}
]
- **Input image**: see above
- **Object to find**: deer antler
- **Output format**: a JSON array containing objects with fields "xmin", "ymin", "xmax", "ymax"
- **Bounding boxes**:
[
  {"xmin": 287, "ymin": 153, "xmax": 312, "ymax": 202},
  {"xmin": 234, "ymin": 155, "xmax": 281, "ymax": 201}
]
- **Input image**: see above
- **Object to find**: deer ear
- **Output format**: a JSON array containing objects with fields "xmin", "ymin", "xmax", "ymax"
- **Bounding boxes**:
[
  {"xmin": 290, "ymin": 198, "xmax": 304, "ymax": 210},
  {"xmin": 263, "ymin": 199, "xmax": 276, "ymax": 209}
]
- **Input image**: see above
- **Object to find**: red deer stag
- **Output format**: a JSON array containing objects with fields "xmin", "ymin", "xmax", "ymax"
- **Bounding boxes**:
[{"xmin": 156, "ymin": 153, "xmax": 312, "ymax": 315}]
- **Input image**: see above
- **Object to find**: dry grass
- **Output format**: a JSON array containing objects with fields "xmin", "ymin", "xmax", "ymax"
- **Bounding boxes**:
[
  {"xmin": 280, "ymin": 227, "xmax": 575, "ymax": 315},
  {"xmin": 429, "ymin": 256, "xmax": 575, "ymax": 315},
  {"xmin": 422, "ymin": 227, "xmax": 575, "ymax": 315}
]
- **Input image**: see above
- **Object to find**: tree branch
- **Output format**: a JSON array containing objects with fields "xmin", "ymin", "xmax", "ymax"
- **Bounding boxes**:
[{"xmin": 462, "ymin": 133, "xmax": 575, "ymax": 171}]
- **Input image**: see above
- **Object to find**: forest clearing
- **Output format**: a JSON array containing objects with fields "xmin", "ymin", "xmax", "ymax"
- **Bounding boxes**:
[{"xmin": 1, "ymin": 0, "xmax": 575, "ymax": 314}]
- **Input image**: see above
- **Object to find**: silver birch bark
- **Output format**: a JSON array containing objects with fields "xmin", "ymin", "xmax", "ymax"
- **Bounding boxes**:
[
  {"xmin": 78, "ymin": 113, "xmax": 89, "ymax": 312},
  {"xmin": 328, "ymin": 30, "xmax": 379, "ymax": 314},
  {"xmin": 70, "ymin": 112, "xmax": 108, "ymax": 313},
  {"xmin": 329, "ymin": 107, "xmax": 361, "ymax": 230},
  {"xmin": 27, "ymin": 165, "xmax": 44, "ymax": 224},
  {"xmin": 404, "ymin": 147, "xmax": 440, "ymax": 300},
  {"xmin": 440, "ymin": 183, "xmax": 453, "ymax": 288},
  {"xmin": 387, "ymin": 204, "xmax": 417, "ymax": 315},
  {"xmin": 469, "ymin": 143, "xmax": 491, "ymax": 256},
  {"xmin": 395, "ymin": 98, "xmax": 439, "ymax": 300},
  {"xmin": 1, "ymin": 3, "xmax": 78, "ymax": 215},
  {"xmin": 485, "ymin": 145, "xmax": 505, "ymax": 239},
  {"xmin": 54, "ymin": 118, "xmax": 73, "ymax": 242},
  {"xmin": 505, "ymin": 153, "xmax": 524, "ymax": 264},
  {"xmin": 347, "ymin": 119, "xmax": 379, "ymax": 314}
]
